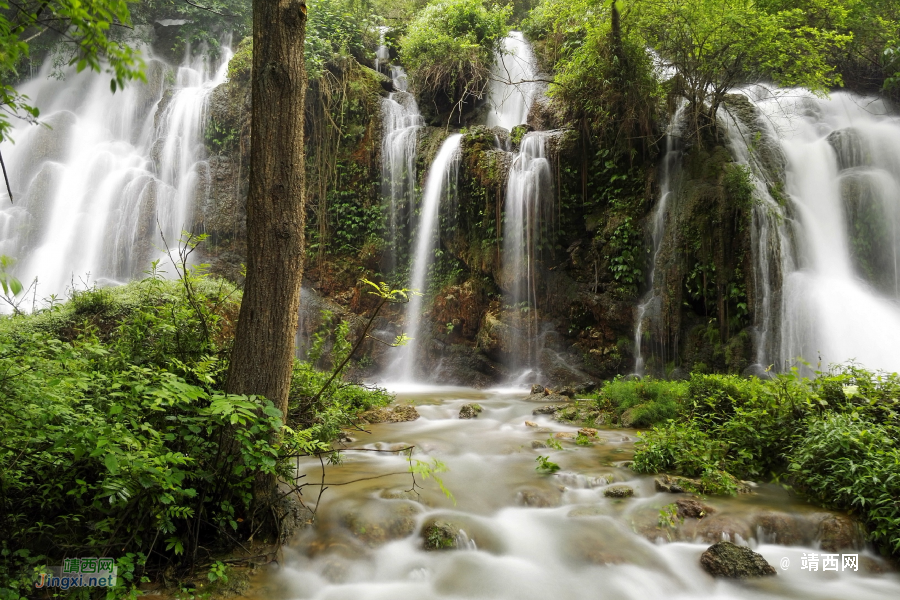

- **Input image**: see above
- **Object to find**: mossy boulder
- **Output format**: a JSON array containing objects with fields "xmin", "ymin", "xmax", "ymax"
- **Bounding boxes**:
[
  {"xmin": 603, "ymin": 485, "xmax": 634, "ymax": 498},
  {"xmin": 459, "ymin": 403, "xmax": 483, "ymax": 419},
  {"xmin": 699, "ymin": 541, "xmax": 776, "ymax": 578},
  {"xmin": 421, "ymin": 520, "xmax": 461, "ymax": 551}
]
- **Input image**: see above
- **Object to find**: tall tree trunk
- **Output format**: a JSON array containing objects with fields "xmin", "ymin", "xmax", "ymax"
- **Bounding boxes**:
[{"xmin": 226, "ymin": 0, "xmax": 307, "ymax": 534}]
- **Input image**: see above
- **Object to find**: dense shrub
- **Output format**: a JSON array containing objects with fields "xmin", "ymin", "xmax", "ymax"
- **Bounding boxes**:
[
  {"xmin": 629, "ymin": 367, "xmax": 900, "ymax": 557},
  {"xmin": 598, "ymin": 377, "xmax": 688, "ymax": 427},
  {"xmin": 400, "ymin": 0, "xmax": 509, "ymax": 116},
  {"xmin": 0, "ymin": 272, "xmax": 391, "ymax": 596}
]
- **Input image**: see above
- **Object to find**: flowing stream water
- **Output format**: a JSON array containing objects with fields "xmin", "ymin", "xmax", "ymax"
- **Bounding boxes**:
[
  {"xmin": 392, "ymin": 135, "xmax": 463, "ymax": 381},
  {"xmin": 0, "ymin": 45, "xmax": 231, "ymax": 302},
  {"xmin": 248, "ymin": 386, "xmax": 900, "ymax": 600},
  {"xmin": 724, "ymin": 89, "xmax": 900, "ymax": 373}
]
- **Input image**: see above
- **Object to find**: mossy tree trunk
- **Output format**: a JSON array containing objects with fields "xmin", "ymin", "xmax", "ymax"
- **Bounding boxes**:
[{"xmin": 226, "ymin": 0, "xmax": 308, "ymax": 536}]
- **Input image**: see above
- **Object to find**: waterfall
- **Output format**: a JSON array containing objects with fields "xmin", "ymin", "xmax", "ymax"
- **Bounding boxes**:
[
  {"xmin": 381, "ymin": 66, "xmax": 423, "ymax": 273},
  {"xmin": 633, "ymin": 104, "xmax": 686, "ymax": 375},
  {"xmin": 375, "ymin": 26, "xmax": 390, "ymax": 73},
  {"xmin": 502, "ymin": 131, "xmax": 554, "ymax": 377},
  {"xmin": 485, "ymin": 32, "xmax": 539, "ymax": 131},
  {"xmin": 725, "ymin": 89, "xmax": 900, "ymax": 374},
  {"xmin": 393, "ymin": 134, "xmax": 462, "ymax": 381},
  {"xmin": 0, "ymin": 45, "xmax": 231, "ymax": 302}
]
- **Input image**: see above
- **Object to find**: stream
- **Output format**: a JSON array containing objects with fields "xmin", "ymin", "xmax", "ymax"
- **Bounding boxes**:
[{"xmin": 246, "ymin": 387, "xmax": 900, "ymax": 600}]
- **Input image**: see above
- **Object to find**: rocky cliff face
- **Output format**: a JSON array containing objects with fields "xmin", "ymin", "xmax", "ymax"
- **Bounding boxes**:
[{"xmin": 196, "ymin": 46, "xmax": 762, "ymax": 387}]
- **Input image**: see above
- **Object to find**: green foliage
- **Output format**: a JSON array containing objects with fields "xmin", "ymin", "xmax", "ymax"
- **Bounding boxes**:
[
  {"xmin": 790, "ymin": 413, "xmax": 900, "ymax": 554},
  {"xmin": 400, "ymin": 0, "xmax": 509, "ymax": 115},
  {"xmin": 132, "ymin": 0, "xmax": 252, "ymax": 55},
  {"xmin": 0, "ymin": 0, "xmax": 145, "ymax": 141},
  {"xmin": 535, "ymin": 455, "xmax": 560, "ymax": 473},
  {"xmin": 633, "ymin": 0, "xmax": 850, "ymax": 138},
  {"xmin": 604, "ymin": 216, "xmax": 645, "ymax": 297},
  {"xmin": 306, "ymin": 0, "xmax": 370, "ymax": 79},
  {"xmin": 598, "ymin": 377, "xmax": 689, "ymax": 427},
  {"xmin": 629, "ymin": 365, "xmax": 900, "ymax": 556},
  {"xmin": 545, "ymin": 436, "xmax": 563, "ymax": 450}
]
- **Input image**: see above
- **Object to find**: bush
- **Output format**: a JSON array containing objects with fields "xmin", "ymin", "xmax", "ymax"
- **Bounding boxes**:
[
  {"xmin": 400, "ymin": 0, "xmax": 509, "ymax": 115},
  {"xmin": 789, "ymin": 414, "xmax": 900, "ymax": 555},
  {"xmin": 598, "ymin": 377, "xmax": 688, "ymax": 427},
  {"xmin": 0, "ymin": 271, "xmax": 393, "ymax": 595}
]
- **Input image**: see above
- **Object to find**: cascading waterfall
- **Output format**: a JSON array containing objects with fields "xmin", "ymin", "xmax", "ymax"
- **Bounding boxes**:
[
  {"xmin": 0, "ymin": 45, "xmax": 231, "ymax": 302},
  {"xmin": 381, "ymin": 66, "xmax": 423, "ymax": 272},
  {"xmin": 485, "ymin": 32, "xmax": 539, "ymax": 131},
  {"xmin": 502, "ymin": 131, "xmax": 554, "ymax": 377},
  {"xmin": 725, "ymin": 88, "xmax": 900, "ymax": 373},
  {"xmin": 392, "ymin": 134, "xmax": 462, "ymax": 381},
  {"xmin": 375, "ymin": 26, "xmax": 390, "ymax": 73},
  {"xmin": 633, "ymin": 104, "xmax": 686, "ymax": 375}
]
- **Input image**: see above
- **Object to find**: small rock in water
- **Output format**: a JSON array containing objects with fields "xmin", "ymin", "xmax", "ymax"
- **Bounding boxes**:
[
  {"xmin": 699, "ymin": 541, "xmax": 776, "ymax": 578},
  {"xmin": 578, "ymin": 427, "xmax": 599, "ymax": 437},
  {"xmin": 531, "ymin": 440, "xmax": 548, "ymax": 449},
  {"xmin": 525, "ymin": 420, "xmax": 539, "ymax": 427},
  {"xmin": 675, "ymin": 497, "xmax": 715, "ymax": 519},
  {"xmin": 421, "ymin": 519, "xmax": 461, "ymax": 551},
  {"xmin": 603, "ymin": 485, "xmax": 634, "ymax": 498},
  {"xmin": 458, "ymin": 403, "xmax": 483, "ymax": 419},
  {"xmin": 532, "ymin": 405, "xmax": 561, "ymax": 415},
  {"xmin": 554, "ymin": 431, "xmax": 576, "ymax": 439},
  {"xmin": 530, "ymin": 384, "xmax": 547, "ymax": 395},
  {"xmin": 517, "ymin": 489, "xmax": 559, "ymax": 508}
]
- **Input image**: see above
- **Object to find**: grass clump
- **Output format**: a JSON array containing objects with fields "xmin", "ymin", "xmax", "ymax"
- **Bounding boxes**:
[{"xmin": 597, "ymin": 377, "xmax": 689, "ymax": 427}]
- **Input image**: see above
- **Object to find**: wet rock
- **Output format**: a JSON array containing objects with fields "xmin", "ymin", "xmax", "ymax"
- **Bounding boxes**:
[
  {"xmin": 459, "ymin": 403, "xmax": 483, "ymax": 419},
  {"xmin": 525, "ymin": 420, "xmax": 539, "ymax": 427},
  {"xmin": 379, "ymin": 488, "xmax": 420, "ymax": 501},
  {"xmin": 603, "ymin": 485, "xmax": 634, "ymax": 498},
  {"xmin": 531, "ymin": 440, "xmax": 548, "ymax": 449},
  {"xmin": 578, "ymin": 427, "xmax": 599, "ymax": 438},
  {"xmin": 558, "ymin": 386, "xmax": 576, "ymax": 398},
  {"xmin": 655, "ymin": 474, "xmax": 690, "ymax": 493},
  {"xmin": 675, "ymin": 498, "xmax": 715, "ymax": 520},
  {"xmin": 544, "ymin": 392, "xmax": 569, "ymax": 403},
  {"xmin": 359, "ymin": 405, "xmax": 420, "ymax": 424},
  {"xmin": 421, "ymin": 520, "xmax": 461, "ymax": 550},
  {"xmin": 699, "ymin": 541, "xmax": 776, "ymax": 579},
  {"xmin": 753, "ymin": 511, "xmax": 812, "ymax": 546},
  {"xmin": 517, "ymin": 489, "xmax": 560, "ymax": 508},
  {"xmin": 554, "ymin": 432, "xmax": 576, "ymax": 439},
  {"xmin": 696, "ymin": 514, "xmax": 754, "ymax": 544},
  {"xmin": 814, "ymin": 513, "xmax": 866, "ymax": 552},
  {"xmin": 340, "ymin": 501, "xmax": 422, "ymax": 546},
  {"xmin": 531, "ymin": 384, "xmax": 547, "ymax": 395},
  {"xmin": 532, "ymin": 405, "xmax": 561, "ymax": 415}
]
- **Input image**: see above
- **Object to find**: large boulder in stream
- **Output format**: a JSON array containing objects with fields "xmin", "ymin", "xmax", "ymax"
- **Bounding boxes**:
[
  {"xmin": 699, "ymin": 541, "xmax": 777, "ymax": 579},
  {"xmin": 339, "ymin": 500, "xmax": 422, "ymax": 547},
  {"xmin": 459, "ymin": 403, "xmax": 483, "ymax": 419}
]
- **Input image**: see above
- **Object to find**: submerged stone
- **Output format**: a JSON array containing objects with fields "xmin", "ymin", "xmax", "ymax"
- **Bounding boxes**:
[
  {"xmin": 699, "ymin": 541, "xmax": 776, "ymax": 578},
  {"xmin": 360, "ymin": 405, "xmax": 420, "ymax": 424},
  {"xmin": 603, "ymin": 485, "xmax": 634, "ymax": 498}
]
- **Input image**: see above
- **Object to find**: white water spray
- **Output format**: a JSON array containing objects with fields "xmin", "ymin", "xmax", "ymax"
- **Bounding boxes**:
[
  {"xmin": 0, "ymin": 45, "xmax": 232, "ymax": 302},
  {"xmin": 486, "ymin": 32, "xmax": 539, "ymax": 131}
]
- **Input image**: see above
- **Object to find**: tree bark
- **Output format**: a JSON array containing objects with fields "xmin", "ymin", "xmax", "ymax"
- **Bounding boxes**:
[{"xmin": 226, "ymin": 0, "xmax": 307, "ymax": 531}]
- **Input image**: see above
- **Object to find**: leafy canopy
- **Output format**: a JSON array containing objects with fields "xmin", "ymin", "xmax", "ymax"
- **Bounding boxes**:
[
  {"xmin": 0, "ymin": 0, "xmax": 146, "ymax": 142},
  {"xmin": 401, "ymin": 0, "xmax": 509, "ymax": 115}
]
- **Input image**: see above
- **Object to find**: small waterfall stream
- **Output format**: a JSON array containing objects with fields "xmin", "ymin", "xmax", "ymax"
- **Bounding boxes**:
[
  {"xmin": 392, "ymin": 134, "xmax": 462, "ymax": 381},
  {"xmin": 485, "ymin": 32, "xmax": 539, "ymax": 131},
  {"xmin": 0, "ymin": 45, "xmax": 231, "ymax": 301},
  {"xmin": 502, "ymin": 131, "xmax": 554, "ymax": 377},
  {"xmin": 725, "ymin": 89, "xmax": 900, "ymax": 373},
  {"xmin": 633, "ymin": 105, "xmax": 686, "ymax": 375},
  {"xmin": 382, "ymin": 67, "xmax": 423, "ymax": 273}
]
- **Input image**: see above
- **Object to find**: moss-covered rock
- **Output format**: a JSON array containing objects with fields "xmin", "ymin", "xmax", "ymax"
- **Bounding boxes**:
[{"xmin": 699, "ymin": 541, "xmax": 777, "ymax": 578}]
